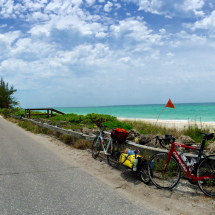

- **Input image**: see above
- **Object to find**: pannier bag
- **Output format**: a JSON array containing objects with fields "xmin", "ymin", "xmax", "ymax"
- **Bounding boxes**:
[
  {"xmin": 111, "ymin": 128, "xmax": 129, "ymax": 141},
  {"xmin": 119, "ymin": 152, "xmax": 141, "ymax": 168}
]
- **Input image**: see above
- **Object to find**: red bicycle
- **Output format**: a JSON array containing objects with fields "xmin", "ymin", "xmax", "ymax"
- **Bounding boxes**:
[{"xmin": 148, "ymin": 133, "xmax": 215, "ymax": 197}]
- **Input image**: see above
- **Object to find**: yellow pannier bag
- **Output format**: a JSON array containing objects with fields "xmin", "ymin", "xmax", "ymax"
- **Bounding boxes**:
[{"xmin": 119, "ymin": 153, "xmax": 141, "ymax": 168}]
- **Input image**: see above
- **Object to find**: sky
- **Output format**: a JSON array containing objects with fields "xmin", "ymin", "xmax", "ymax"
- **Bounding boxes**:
[{"xmin": 0, "ymin": 0, "xmax": 215, "ymax": 108}]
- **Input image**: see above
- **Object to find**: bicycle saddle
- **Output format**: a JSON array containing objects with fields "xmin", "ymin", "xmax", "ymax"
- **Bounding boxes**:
[{"xmin": 201, "ymin": 133, "xmax": 214, "ymax": 140}]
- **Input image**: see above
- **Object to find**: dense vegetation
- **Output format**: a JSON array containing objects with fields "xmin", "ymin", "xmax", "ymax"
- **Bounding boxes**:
[{"xmin": 0, "ymin": 77, "xmax": 19, "ymax": 109}]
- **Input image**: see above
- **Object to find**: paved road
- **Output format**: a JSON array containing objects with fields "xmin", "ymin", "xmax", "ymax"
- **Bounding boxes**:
[{"xmin": 0, "ymin": 116, "xmax": 158, "ymax": 215}]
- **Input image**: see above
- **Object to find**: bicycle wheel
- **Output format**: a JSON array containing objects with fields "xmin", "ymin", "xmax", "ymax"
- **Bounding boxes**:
[
  {"xmin": 92, "ymin": 136, "xmax": 101, "ymax": 159},
  {"xmin": 140, "ymin": 161, "xmax": 151, "ymax": 184},
  {"xmin": 197, "ymin": 155, "xmax": 215, "ymax": 198},
  {"xmin": 149, "ymin": 152, "xmax": 181, "ymax": 189},
  {"xmin": 107, "ymin": 143, "xmax": 121, "ymax": 168}
]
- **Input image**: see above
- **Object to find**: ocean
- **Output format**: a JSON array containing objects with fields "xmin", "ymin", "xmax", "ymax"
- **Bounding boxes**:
[{"xmin": 54, "ymin": 103, "xmax": 215, "ymax": 123}]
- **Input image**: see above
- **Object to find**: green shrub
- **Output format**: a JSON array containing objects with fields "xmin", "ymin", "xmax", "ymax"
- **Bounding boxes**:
[
  {"xmin": 1, "ymin": 108, "xmax": 9, "ymax": 118},
  {"xmin": 50, "ymin": 113, "xmax": 117, "ymax": 125},
  {"xmin": 103, "ymin": 120, "xmax": 133, "ymax": 130}
]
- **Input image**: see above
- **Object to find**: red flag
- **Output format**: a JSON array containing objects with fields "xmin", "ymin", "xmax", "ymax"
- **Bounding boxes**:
[
  {"xmin": 165, "ymin": 99, "xmax": 175, "ymax": 109},
  {"xmin": 6, "ymin": 100, "xmax": 8, "ymax": 109}
]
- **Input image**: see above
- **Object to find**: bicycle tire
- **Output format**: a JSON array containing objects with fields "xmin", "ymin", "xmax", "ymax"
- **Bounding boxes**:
[
  {"xmin": 197, "ymin": 155, "xmax": 215, "ymax": 198},
  {"xmin": 140, "ymin": 162, "xmax": 151, "ymax": 184},
  {"xmin": 92, "ymin": 136, "xmax": 101, "ymax": 159},
  {"xmin": 148, "ymin": 152, "xmax": 181, "ymax": 189},
  {"xmin": 107, "ymin": 143, "xmax": 121, "ymax": 168}
]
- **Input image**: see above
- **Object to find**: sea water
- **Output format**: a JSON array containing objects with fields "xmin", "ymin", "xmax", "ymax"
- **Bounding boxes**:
[{"xmin": 54, "ymin": 103, "xmax": 215, "ymax": 123}]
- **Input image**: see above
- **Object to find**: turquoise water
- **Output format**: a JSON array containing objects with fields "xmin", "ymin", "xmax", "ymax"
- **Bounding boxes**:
[{"xmin": 54, "ymin": 103, "xmax": 215, "ymax": 122}]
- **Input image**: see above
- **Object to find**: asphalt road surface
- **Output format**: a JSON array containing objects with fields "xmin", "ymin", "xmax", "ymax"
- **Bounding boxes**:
[{"xmin": 0, "ymin": 116, "xmax": 158, "ymax": 215}]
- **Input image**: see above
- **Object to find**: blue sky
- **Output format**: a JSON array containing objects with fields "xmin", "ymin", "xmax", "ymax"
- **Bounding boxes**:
[{"xmin": 0, "ymin": 0, "xmax": 215, "ymax": 108}]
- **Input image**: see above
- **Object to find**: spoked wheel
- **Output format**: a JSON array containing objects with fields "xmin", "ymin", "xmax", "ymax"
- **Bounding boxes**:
[
  {"xmin": 140, "ymin": 161, "xmax": 151, "ymax": 184},
  {"xmin": 149, "ymin": 152, "xmax": 181, "ymax": 189},
  {"xmin": 107, "ymin": 143, "xmax": 121, "ymax": 168},
  {"xmin": 197, "ymin": 155, "xmax": 215, "ymax": 198},
  {"xmin": 92, "ymin": 137, "xmax": 101, "ymax": 159}
]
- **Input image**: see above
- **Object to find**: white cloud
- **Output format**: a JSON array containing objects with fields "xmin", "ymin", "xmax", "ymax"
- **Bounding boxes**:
[
  {"xmin": 137, "ymin": 0, "xmax": 205, "ymax": 17},
  {"xmin": 0, "ymin": 31, "xmax": 21, "ymax": 45},
  {"xmin": 126, "ymin": 12, "xmax": 131, "ymax": 16},
  {"xmin": 190, "ymin": 10, "xmax": 215, "ymax": 30},
  {"xmin": 104, "ymin": 1, "xmax": 113, "ymax": 12},
  {"xmin": 0, "ymin": 24, "xmax": 7, "ymax": 28},
  {"xmin": 86, "ymin": 0, "xmax": 96, "ymax": 6},
  {"xmin": 167, "ymin": 52, "xmax": 174, "ymax": 57},
  {"xmin": 159, "ymin": 28, "xmax": 166, "ymax": 34},
  {"xmin": 117, "ymin": 57, "xmax": 131, "ymax": 63},
  {"xmin": 115, "ymin": 3, "xmax": 121, "ymax": 9},
  {"xmin": 28, "ymin": 13, "xmax": 107, "ymax": 38},
  {"xmin": 110, "ymin": 18, "xmax": 162, "ymax": 44},
  {"xmin": 181, "ymin": 0, "xmax": 204, "ymax": 11},
  {"xmin": 26, "ymin": 11, "xmax": 50, "ymax": 22}
]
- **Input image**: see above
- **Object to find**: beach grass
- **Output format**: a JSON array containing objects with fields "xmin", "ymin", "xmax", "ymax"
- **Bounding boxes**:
[{"xmin": 121, "ymin": 119, "xmax": 215, "ymax": 144}]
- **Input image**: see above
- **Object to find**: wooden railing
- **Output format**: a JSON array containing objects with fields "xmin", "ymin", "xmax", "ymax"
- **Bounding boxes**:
[{"xmin": 25, "ymin": 108, "xmax": 64, "ymax": 119}]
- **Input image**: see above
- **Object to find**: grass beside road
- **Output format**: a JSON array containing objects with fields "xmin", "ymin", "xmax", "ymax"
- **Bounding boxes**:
[{"xmin": 4, "ymin": 116, "xmax": 92, "ymax": 150}]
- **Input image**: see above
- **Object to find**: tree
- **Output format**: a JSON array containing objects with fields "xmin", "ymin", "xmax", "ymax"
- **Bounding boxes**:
[{"xmin": 0, "ymin": 77, "xmax": 19, "ymax": 109}]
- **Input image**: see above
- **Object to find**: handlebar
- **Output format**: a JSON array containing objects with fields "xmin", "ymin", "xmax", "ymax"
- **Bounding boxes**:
[{"xmin": 156, "ymin": 134, "xmax": 175, "ymax": 149}]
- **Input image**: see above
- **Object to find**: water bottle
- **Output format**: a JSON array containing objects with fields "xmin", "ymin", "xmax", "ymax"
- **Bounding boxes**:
[
  {"xmin": 180, "ymin": 153, "xmax": 190, "ymax": 167},
  {"xmin": 133, "ymin": 158, "xmax": 138, "ymax": 171}
]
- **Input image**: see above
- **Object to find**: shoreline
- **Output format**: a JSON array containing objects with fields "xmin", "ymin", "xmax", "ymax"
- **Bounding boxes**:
[{"xmin": 117, "ymin": 117, "xmax": 215, "ymax": 129}]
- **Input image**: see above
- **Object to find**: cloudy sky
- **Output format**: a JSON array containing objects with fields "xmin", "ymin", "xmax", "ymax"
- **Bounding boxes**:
[{"xmin": 0, "ymin": 0, "xmax": 215, "ymax": 108}]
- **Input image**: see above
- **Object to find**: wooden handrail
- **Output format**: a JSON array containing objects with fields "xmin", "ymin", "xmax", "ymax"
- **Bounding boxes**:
[{"xmin": 25, "ymin": 108, "xmax": 64, "ymax": 118}]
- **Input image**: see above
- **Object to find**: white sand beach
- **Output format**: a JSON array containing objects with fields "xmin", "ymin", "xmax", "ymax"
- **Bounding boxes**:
[{"xmin": 118, "ymin": 117, "xmax": 215, "ymax": 129}]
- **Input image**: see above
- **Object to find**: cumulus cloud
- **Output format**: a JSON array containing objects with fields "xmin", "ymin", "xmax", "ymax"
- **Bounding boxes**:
[
  {"xmin": 137, "ymin": 0, "xmax": 205, "ymax": 17},
  {"xmin": 159, "ymin": 28, "xmax": 166, "ymax": 34},
  {"xmin": 190, "ymin": 10, "xmax": 215, "ymax": 30},
  {"xmin": 110, "ymin": 18, "xmax": 162, "ymax": 44},
  {"xmin": 104, "ymin": 1, "xmax": 113, "ymax": 12},
  {"xmin": 115, "ymin": 3, "xmax": 121, "ymax": 9}
]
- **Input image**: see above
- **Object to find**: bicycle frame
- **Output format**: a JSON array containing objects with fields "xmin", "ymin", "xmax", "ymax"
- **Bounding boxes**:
[
  {"xmin": 96, "ymin": 131, "xmax": 113, "ymax": 155},
  {"xmin": 163, "ymin": 142, "xmax": 215, "ymax": 181}
]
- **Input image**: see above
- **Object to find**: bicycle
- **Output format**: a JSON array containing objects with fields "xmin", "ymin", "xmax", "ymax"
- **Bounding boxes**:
[
  {"xmin": 148, "ymin": 133, "xmax": 215, "ymax": 198},
  {"xmin": 92, "ymin": 122, "xmax": 122, "ymax": 167},
  {"xmin": 92, "ymin": 122, "xmax": 150, "ymax": 184}
]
